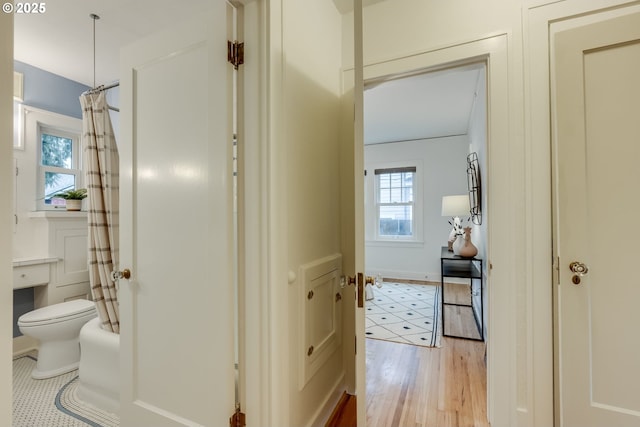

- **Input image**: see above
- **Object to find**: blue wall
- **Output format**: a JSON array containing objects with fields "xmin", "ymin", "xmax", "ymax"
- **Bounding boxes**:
[
  {"xmin": 13, "ymin": 289, "xmax": 33, "ymax": 337},
  {"xmin": 14, "ymin": 61, "xmax": 90, "ymax": 119}
]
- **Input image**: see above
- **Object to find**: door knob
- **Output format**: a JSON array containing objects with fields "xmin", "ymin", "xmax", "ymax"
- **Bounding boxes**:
[
  {"xmin": 365, "ymin": 273, "xmax": 383, "ymax": 288},
  {"xmin": 569, "ymin": 262, "xmax": 588, "ymax": 275},
  {"xmin": 569, "ymin": 261, "xmax": 588, "ymax": 285},
  {"xmin": 111, "ymin": 269, "xmax": 131, "ymax": 281}
]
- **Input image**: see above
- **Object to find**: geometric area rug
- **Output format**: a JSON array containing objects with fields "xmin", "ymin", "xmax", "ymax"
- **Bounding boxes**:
[
  {"xmin": 365, "ymin": 281, "xmax": 441, "ymax": 348},
  {"xmin": 13, "ymin": 352, "xmax": 119, "ymax": 427}
]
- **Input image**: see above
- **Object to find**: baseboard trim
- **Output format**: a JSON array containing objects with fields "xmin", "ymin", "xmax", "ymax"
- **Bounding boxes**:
[
  {"xmin": 325, "ymin": 391, "xmax": 356, "ymax": 427},
  {"xmin": 380, "ymin": 277, "xmax": 469, "ymax": 286},
  {"xmin": 366, "ymin": 270, "xmax": 471, "ymax": 285},
  {"xmin": 365, "ymin": 269, "xmax": 430, "ymax": 282},
  {"xmin": 382, "ymin": 277, "xmax": 432, "ymax": 285},
  {"xmin": 307, "ymin": 373, "xmax": 346, "ymax": 427}
]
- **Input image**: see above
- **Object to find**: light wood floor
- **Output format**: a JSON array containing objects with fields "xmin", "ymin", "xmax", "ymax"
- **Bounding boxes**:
[
  {"xmin": 365, "ymin": 337, "xmax": 489, "ymax": 427},
  {"xmin": 327, "ymin": 337, "xmax": 489, "ymax": 427}
]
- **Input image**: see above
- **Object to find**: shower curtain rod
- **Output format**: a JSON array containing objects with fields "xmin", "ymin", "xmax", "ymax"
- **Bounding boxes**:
[
  {"xmin": 82, "ymin": 82, "xmax": 120, "ymax": 112},
  {"xmin": 82, "ymin": 81, "xmax": 119, "ymax": 95},
  {"xmin": 84, "ymin": 15, "xmax": 119, "ymax": 111}
]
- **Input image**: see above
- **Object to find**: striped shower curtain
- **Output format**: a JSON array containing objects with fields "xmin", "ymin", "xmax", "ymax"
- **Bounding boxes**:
[{"xmin": 80, "ymin": 91, "xmax": 120, "ymax": 333}]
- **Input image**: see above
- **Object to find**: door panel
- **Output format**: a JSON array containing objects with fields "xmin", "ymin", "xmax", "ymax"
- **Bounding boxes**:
[
  {"xmin": 353, "ymin": 0, "xmax": 366, "ymax": 424},
  {"xmin": 554, "ymin": 11, "xmax": 640, "ymax": 427},
  {"xmin": 120, "ymin": 4, "xmax": 235, "ymax": 426}
]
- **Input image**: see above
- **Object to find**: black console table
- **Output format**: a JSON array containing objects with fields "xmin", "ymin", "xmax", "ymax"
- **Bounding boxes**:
[{"xmin": 440, "ymin": 246, "xmax": 484, "ymax": 341}]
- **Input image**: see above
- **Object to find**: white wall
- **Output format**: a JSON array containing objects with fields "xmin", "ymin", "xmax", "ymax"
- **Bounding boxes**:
[
  {"xmin": 468, "ymin": 65, "xmax": 487, "ymax": 263},
  {"xmin": 467, "ymin": 65, "xmax": 488, "ymax": 337},
  {"xmin": 269, "ymin": 0, "xmax": 347, "ymax": 425},
  {"xmin": 364, "ymin": 136, "xmax": 469, "ymax": 281},
  {"xmin": 1, "ymin": 11, "xmax": 14, "ymax": 426}
]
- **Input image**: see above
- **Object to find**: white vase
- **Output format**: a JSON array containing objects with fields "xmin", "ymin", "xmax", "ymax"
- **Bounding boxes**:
[{"xmin": 452, "ymin": 234, "xmax": 465, "ymax": 255}]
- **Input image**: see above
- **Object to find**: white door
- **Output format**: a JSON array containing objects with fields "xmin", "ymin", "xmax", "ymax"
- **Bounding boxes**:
[
  {"xmin": 553, "ymin": 10, "xmax": 640, "ymax": 427},
  {"xmin": 119, "ymin": 3, "xmax": 236, "ymax": 426},
  {"xmin": 340, "ymin": 2, "xmax": 366, "ymax": 423},
  {"xmin": 353, "ymin": 1, "xmax": 367, "ymax": 424}
]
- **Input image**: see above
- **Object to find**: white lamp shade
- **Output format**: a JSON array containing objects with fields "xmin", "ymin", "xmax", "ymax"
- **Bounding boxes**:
[{"xmin": 441, "ymin": 195, "xmax": 470, "ymax": 217}]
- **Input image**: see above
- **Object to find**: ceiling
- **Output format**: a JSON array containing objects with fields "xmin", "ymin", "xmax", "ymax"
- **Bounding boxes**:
[
  {"xmin": 14, "ymin": 0, "xmax": 483, "ymax": 144},
  {"xmin": 14, "ymin": 0, "xmax": 211, "ymax": 87},
  {"xmin": 364, "ymin": 64, "xmax": 484, "ymax": 144}
]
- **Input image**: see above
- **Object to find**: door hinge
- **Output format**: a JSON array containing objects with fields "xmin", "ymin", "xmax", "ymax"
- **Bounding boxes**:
[
  {"xmin": 357, "ymin": 272, "xmax": 364, "ymax": 308},
  {"xmin": 228, "ymin": 40, "xmax": 244, "ymax": 70},
  {"xmin": 230, "ymin": 404, "xmax": 246, "ymax": 427}
]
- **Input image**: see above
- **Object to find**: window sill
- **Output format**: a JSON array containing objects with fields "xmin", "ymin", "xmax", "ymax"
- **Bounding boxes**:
[
  {"xmin": 28, "ymin": 210, "xmax": 87, "ymax": 219},
  {"xmin": 366, "ymin": 240, "xmax": 424, "ymax": 248}
]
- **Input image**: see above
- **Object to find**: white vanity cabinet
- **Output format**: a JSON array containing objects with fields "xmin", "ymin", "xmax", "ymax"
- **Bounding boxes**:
[
  {"xmin": 13, "ymin": 261, "xmax": 52, "ymax": 289},
  {"xmin": 12, "ymin": 257, "xmax": 58, "ymax": 350}
]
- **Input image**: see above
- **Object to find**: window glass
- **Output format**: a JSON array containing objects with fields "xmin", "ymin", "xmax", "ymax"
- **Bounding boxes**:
[
  {"xmin": 376, "ymin": 168, "xmax": 415, "ymax": 238},
  {"xmin": 37, "ymin": 124, "xmax": 81, "ymax": 210},
  {"xmin": 41, "ymin": 133, "xmax": 73, "ymax": 168},
  {"xmin": 379, "ymin": 205, "xmax": 413, "ymax": 236},
  {"xmin": 44, "ymin": 172, "xmax": 75, "ymax": 205}
]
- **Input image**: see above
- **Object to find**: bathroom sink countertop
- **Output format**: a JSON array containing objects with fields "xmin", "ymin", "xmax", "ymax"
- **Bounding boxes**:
[{"xmin": 12, "ymin": 257, "xmax": 59, "ymax": 267}]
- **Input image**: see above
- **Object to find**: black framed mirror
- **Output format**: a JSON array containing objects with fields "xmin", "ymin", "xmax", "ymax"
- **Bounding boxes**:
[{"xmin": 467, "ymin": 152, "xmax": 482, "ymax": 225}]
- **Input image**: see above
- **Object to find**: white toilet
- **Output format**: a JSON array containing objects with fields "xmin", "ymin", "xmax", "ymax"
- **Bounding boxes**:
[{"xmin": 18, "ymin": 299, "xmax": 97, "ymax": 379}]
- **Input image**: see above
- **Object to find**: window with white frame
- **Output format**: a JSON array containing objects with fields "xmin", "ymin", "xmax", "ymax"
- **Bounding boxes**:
[
  {"xmin": 374, "ymin": 166, "xmax": 417, "ymax": 240},
  {"xmin": 23, "ymin": 106, "xmax": 83, "ymax": 210},
  {"xmin": 36, "ymin": 122, "xmax": 82, "ymax": 210}
]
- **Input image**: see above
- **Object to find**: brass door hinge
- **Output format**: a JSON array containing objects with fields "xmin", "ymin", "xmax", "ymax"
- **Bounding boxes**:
[
  {"xmin": 228, "ymin": 40, "xmax": 244, "ymax": 70},
  {"xmin": 230, "ymin": 404, "xmax": 246, "ymax": 427},
  {"xmin": 357, "ymin": 272, "xmax": 364, "ymax": 308}
]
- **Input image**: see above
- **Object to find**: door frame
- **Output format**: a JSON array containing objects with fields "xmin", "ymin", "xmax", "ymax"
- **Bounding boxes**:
[
  {"xmin": 343, "ymin": 33, "xmax": 515, "ymax": 426},
  {"xmin": 233, "ymin": 1, "xmax": 273, "ymax": 425},
  {"xmin": 526, "ymin": 1, "xmax": 640, "ymax": 426},
  {"xmin": 0, "ymin": 11, "xmax": 13, "ymax": 427}
]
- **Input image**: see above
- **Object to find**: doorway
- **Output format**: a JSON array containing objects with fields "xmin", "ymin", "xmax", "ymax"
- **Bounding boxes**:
[
  {"xmin": 362, "ymin": 62, "xmax": 489, "ymax": 425},
  {"xmin": 11, "ymin": 3, "xmax": 245, "ymax": 425}
]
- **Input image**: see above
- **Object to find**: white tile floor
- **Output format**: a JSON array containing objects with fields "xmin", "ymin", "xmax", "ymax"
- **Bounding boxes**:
[{"xmin": 13, "ymin": 352, "xmax": 118, "ymax": 427}]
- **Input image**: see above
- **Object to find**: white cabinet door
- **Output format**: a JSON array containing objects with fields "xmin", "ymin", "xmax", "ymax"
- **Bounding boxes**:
[{"xmin": 119, "ymin": 3, "xmax": 235, "ymax": 425}]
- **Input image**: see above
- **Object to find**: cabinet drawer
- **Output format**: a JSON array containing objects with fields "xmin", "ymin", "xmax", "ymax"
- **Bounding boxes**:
[{"xmin": 13, "ymin": 264, "xmax": 50, "ymax": 289}]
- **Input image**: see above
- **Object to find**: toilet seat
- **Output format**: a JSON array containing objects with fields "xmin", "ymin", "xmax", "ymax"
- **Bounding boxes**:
[{"xmin": 18, "ymin": 299, "xmax": 96, "ymax": 327}]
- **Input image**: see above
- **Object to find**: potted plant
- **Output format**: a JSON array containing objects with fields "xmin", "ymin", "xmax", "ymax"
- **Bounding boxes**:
[{"xmin": 53, "ymin": 188, "xmax": 87, "ymax": 211}]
